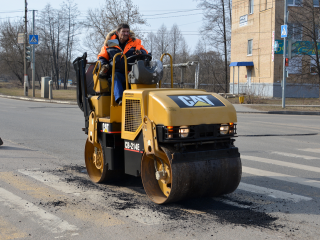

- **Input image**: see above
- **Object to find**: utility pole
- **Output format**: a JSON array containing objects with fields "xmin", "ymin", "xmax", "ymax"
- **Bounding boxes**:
[
  {"xmin": 24, "ymin": 0, "xmax": 28, "ymax": 96},
  {"xmin": 32, "ymin": 10, "xmax": 36, "ymax": 97},
  {"xmin": 282, "ymin": 0, "xmax": 288, "ymax": 109}
]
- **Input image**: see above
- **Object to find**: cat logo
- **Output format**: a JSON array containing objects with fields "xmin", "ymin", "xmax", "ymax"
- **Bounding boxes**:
[
  {"xmin": 168, "ymin": 95, "xmax": 225, "ymax": 108},
  {"xmin": 102, "ymin": 123, "xmax": 109, "ymax": 133}
]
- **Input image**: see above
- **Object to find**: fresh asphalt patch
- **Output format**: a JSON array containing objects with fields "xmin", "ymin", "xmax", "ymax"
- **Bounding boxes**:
[
  {"xmin": 39, "ymin": 200, "xmax": 68, "ymax": 207},
  {"xmin": 46, "ymin": 164, "xmax": 282, "ymax": 231}
]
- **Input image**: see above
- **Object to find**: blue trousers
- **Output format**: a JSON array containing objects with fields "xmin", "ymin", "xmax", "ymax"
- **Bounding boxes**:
[{"xmin": 113, "ymin": 72, "xmax": 126, "ymax": 102}]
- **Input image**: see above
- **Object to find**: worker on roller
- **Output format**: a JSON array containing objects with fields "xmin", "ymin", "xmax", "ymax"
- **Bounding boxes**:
[{"xmin": 97, "ymin": 23, "xmax": 148, "ymax": 105}]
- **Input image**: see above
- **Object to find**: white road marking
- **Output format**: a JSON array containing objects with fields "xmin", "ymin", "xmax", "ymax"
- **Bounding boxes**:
[
  {"xmin": 270, "ymin": 151, "xmax": 319, "ymax": 160},
  {"xmin": 18, "ymin": 169, "xmax": 82, "ymax": 196},
  {"xmin": 218, "ymin": 198, "xmax": 251, "ymax": 209},
  {"xmin": 18, "ymin": 169, "xmax": 168, "ymax": 225},
  {"xmin": 242, "ymin": 155, "xmax": 320, "ymax": 173},
  {"xmin": 299, "ymin": 148, "xmax": 320, "ymax": 154},
  {"xmin": 0, "ymin": 187, "xmax": 78, "ymax": 234},
  {"xmin": 243, "ymin": 166, "xmax": 320, "ymax": 189},
  {"xmin": 238, "ymin": 182, "xmax": 312, "ymax": 202}
]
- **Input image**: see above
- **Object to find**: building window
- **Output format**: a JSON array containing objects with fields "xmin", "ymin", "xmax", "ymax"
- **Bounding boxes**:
[
  {"xmin": 310, "ymin": 58, "xmax": 318, "ymax": 75},
  {"xmin": 287, "ymin": 56, "xmax": 302, "ymax": 74},
  {"xmin": 247, "ymin": 39, "xmax": 253, "ymax": 55},
  {"xmin": 314, "ymin": 0, "xmax": 319, "ymax": 7},
  {"xmin": 249, "ymin": 0, "xmax": 254, "ymax": 14},
  {"xmin": 288, "ymin": 23, "xmax": 302, "ymax": 40},
  {"xmin": 288, "ymin": 0, "xmax": 302, "ymax": 6}
]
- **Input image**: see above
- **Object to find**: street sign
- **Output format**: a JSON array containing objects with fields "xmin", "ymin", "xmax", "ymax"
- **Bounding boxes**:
[
  {"xmin": 281, "ymin": 25, "xmax": 287, "ymax": 38},
  {"xmin": 18, "ymin": 33, "xmax": 24, "ymax": 44},
  {"xmin": 29, "ymin": 35, "xmax": 39, "ymax": 44},
  {"xmin": 274, "ymin": 41, "xmax": 279, "ymax": 51}
]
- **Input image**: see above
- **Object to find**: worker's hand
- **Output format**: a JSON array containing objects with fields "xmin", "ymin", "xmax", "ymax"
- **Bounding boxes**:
[
  {"xmin": 100, "ymin": 64, "xmax": 109, "ymax": 73},
  {"xmin": 134, "ymin": 50, "xmax": 142, "ymax": 55},
  {"xmin": 99, "ymin": 64, "xmax": 110, "ymax": 78}
]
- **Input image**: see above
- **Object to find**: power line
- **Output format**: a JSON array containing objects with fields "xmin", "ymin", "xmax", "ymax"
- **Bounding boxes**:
[
  {"xmin": 142, "ymin": 9, "xmax": 201, "ymax": 17},
  {"xmin": 145, "ymin": 13, "xmax": 202, "ymax": 20},
  {"xmin": 139, "ymin": 30, "xmax": 199, "ymax": 32},
  {"xmin": 140, "ymin": 8, "xmax": 202, "ymax": 12},
  {"xmin": 137, "ymin": 31, "xmax": 201, "ymax": 36}
]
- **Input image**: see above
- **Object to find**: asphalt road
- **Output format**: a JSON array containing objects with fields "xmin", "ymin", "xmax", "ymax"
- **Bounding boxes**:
[{"xmin": 0, "ymin": 97, "xmax": 320, "ymax": 240}]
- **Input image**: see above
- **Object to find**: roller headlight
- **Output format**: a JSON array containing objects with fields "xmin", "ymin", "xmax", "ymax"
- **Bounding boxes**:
[
  {"xmin": 167, "ymin": 126, "xmax": 174, "ymax": 139},
  {"xmin": 179, "ymin": 126, "xmax": 189, "ymax": 138},
  {"xmin": 220, "ymin": 124, "xmax": 230, "ymax": 135},
  {"xmin": 165, "ymin": 126, "xmax": 190, "ymax": 139}
]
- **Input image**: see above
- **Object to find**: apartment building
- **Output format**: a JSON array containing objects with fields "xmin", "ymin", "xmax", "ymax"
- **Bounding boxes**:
[{"xmin": 230, "ymin": 0, "xmax": 319, "ymax": 97}]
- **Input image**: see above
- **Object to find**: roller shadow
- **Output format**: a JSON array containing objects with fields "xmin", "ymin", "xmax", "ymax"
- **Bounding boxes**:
[{"xmin": 0, "ymin": 146, "xmax": 37, "ymax": 151}]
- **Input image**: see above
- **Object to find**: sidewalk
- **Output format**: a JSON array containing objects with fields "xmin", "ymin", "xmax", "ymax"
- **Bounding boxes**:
[
  {"xmin": 233, "ymin": 104, "xmax": 320, "ymax": 115},
  {"xmin": 1, "ymin": 93, "xmax": 320, "ymax": 115}
]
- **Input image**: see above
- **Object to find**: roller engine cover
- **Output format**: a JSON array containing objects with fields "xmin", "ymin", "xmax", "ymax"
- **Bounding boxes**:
[{"xmin": 129, "ymin": 60, "xmax": 163, "ymax": 84}]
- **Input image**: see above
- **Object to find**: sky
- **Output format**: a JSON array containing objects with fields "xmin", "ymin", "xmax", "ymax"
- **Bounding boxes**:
[{"xmin": 1, "ymin": 0, "xmax": 204, "ymax": 54}]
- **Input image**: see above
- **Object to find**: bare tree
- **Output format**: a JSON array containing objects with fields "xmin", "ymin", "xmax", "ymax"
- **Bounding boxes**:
[
  {"xmin": 0, "ymin": 3, "xmax": 80, "ymax": 89},
  {"xmin": 169, "ymin": 24, "xmax": 183, "ymax": 64},
  {"xmin": 143, "ymin": 32, "xmax": 156, "ymax": 57},
  {"xmin": 0, "ymin": 20, "xmax": 28, "ymax": 84},
  {"xmin": 61, "ymin": 0, "xmax": 80, "ymax": 89},
  {"xmin": 36, "ymin": 2, "xmax": 80, "ymax": 89},
  {"xmin": 37, "ymin": 4, "xmax": 66, "ymax": 89},
  {"xmin": 154, "ymin": 24, "xmax": 170, "ymax": 60},
  {"xmin": 194, "ymin": 38, "xmax": 226, "ymax": 92},
  {"xmin": 196, "ymin": 0, "xmax": 231, "ymax": 93}
]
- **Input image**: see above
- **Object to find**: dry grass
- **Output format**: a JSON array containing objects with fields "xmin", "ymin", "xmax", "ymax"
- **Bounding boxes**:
[
  {"xmin": 0, "ymin": 81, "xmax": 76, "ymax": 101},
  {"xmin": 219, "ymin": 93, "xmax": 320, "ymax": 112}
]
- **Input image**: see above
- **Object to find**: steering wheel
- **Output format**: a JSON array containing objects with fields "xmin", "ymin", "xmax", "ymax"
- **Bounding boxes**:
[{"xmin": 127, "ymin": 53, "xmax": 152, "ymax": 62}]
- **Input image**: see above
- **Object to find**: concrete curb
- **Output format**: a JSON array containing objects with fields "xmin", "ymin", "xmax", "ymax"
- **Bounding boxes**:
[
  {"xmin": 236, "ymin": 111, "xmax": 320, "ymax": 115},
  {"xmin": 267, "ymin": 111, "xmax": 320, "ymax": 115},
  {"xmin": 239, "ymin": 104, "xmax": 320, "ymax": 107},
  {"xmin": 0, "ymin": 94, "xmax": 77, "ymax": 105}
]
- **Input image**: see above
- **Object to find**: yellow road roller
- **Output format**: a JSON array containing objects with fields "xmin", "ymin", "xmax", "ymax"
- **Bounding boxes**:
[{"xmin": 73, "ymin": 50, "xmax": 242, "ymax": 204}]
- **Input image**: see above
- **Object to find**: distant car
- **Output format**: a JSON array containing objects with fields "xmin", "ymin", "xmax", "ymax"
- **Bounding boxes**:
[{"xmin": 0, "ymin": 138, "xmax": 3, "ymax": 146}]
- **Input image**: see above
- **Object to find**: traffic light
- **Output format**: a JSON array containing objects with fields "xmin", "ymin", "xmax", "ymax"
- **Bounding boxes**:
[
  {"xmin": 25, "ymin": 46, "xmax": 31, "ymax": 62},
  {"xmin": 285, "ymin": 58, "xmax": 289, "ymax": 67},
  {"xmin": 288, "ymin": 39, "xmax": 297, "ymax": 59}
]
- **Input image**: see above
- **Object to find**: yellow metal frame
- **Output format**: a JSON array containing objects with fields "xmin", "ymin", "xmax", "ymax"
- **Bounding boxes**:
[
  {"xmin": 160, "ymin": 53, "xmax": 173, "ymax": 88},
  {"xmin": 88, "ymin": 111, "xmax": 100, "ymax": 148},
  {"xmin": 122, "ymin": 97, "xmax": 143, "ymax": 139},
  {"xmin": 92, "ymin": 61, "xmax": 102, "ymax": 90},
  {"xmin": 111, "ymin": 52, "xmax": 129, "ymax": 106},
  {"xmin": 142, "ymin": 115, "xmax": 167, "ymax": 160},
  {"xmin": 90, "ymin": 96, "xmax": 111, "ymax": 118}
]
